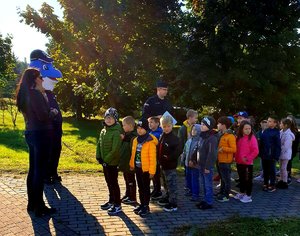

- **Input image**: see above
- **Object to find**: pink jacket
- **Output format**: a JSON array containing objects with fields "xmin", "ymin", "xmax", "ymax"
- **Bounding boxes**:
[{"xmin": 235, "ymin": 135, "xmax": 259, "ymax": 165}]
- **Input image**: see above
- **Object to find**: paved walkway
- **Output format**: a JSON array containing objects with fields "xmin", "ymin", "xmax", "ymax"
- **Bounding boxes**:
[{"xmin": 0, "ymin": 173, "xmax": 300, "ymax": 236}]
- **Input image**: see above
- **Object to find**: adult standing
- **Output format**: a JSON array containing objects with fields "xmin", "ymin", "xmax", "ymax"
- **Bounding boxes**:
[
  {"xmin": 142, "ymin": 80, "xmax": 173, "ymax": 200},
  {"xmin": 142, "ymin": 81, "xmax": 173, "ymax": 119},
  {"xmin": 16, "ymin": 68, "xmax": 58, "ymax": 217},
  {"xmin": 30, "ymin": 49, "xmax": 63, "ymax": 184}
]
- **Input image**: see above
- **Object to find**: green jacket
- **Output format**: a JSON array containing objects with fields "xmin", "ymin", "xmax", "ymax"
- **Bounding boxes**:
[
  {"xmin": 96, "ymin": 123, "xmax": 122, "ymax": 166},
  {"xmin": 118, "ymin": 130, "xmax": 137, "ymax": 172}
]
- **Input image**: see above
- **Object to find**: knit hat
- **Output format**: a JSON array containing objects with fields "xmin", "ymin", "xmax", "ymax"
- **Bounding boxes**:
[
  {"xmin": 201, "ymin": 116, "xmax": 216, "ymax": 130},
  {"xmin": 234, "ymin": 111, "xmax": 248, "ymax": 118},
  {"xmin": 137, "ymin": 117, "xmax": 149, "ymax": 131},
  {"xmin": 104, "ymin": 107, "xmax": 118, "ymax": 121},
  {"xmin": 156, "ymin": 80, "xmax": 168, "ymax": 88}
]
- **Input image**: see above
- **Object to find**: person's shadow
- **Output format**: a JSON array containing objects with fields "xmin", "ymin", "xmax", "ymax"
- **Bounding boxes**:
[
  {"xmin": 117, "ymin": 212, "xmax": 145, "ymax": 235},
  {"xmin": 31, "ymin": 182, "xmax": 105, "ymax": 235}
]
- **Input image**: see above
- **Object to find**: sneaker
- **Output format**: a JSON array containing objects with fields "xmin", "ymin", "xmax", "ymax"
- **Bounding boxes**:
[
  {"xmin": 184, "ymin": 191, "xmax": 192, "ymax": 196},
  {"xmin": 216, "ymin": 183, "xmax": 221, "ymax": 189},
  {"xmin": 195, "ymin": 201, "xmax": 206, "ymax": 208},
  {"xmin": 151, "ymin": 191, "xmax": 163, "ymax": 200},
  {"xmin": 158, "ymin": 197, "xmax": 169, "ymax": 206},
  {"xmin": 100, "ymin": 202, "xmax": 113, "ymax": 210},
  {"xmin": 234, "ymin": 193, "xmax": 244, "ymax": 200},
  {"xmin": 297, "ymin": 179, "xmax": 300, "ymax": 183},
  {"xmin": 122, "ymin": 198, "xmax": 136, "ymax": 204},
  {"xmin": 138, "ymin": 205, "xmax": 150, "ymax": 217},
  {"xmin": 197, "ymin": 202, "xmax": 212, "ymax": 210},
  {"xmin": 133, "ymin": 205, "xmax": 142, "ymax": 214},
  {"xmin": 163, "ymin": 203, "xmax": 178, "ymax": 212},
  {"xmin": 253, "ymin": 175, "xmax": 264, "ymax": 181},
  {"xmin": 262, "ymin": 185, "xmax": 268, "ymax": 191},
  {"xmin": 267, "ymin": 186, "xmax": 276, "ymax": 192},
  {"xmin": 121, "ymin": 195, "xmax": 129, "ymax": 202},
  {"xmin": 34, "ymin": 206, "xmax": 57, "ymax": 217},
  {"xmin": 277, "ymin": 181, "xmax": 288, "ymax": 189},
  {"xmin": 217, "ymin": 195, "xmax": 229, "ymax": 202},
  {"xmin": 107, "ymin": 205, "xmax": 122, "ymax": 215},
  {"xmin": 240, "ymin": 195, "xmax": 252, "ymax": 203},
  {"xmin": 287, "ymin": 178, "xmax": 292, "ymax": 185}
]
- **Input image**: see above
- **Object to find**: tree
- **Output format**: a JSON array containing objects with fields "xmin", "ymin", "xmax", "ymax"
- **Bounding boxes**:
[
  {"xmin": 19, "ymin": 1, "xmax": 185, "ymax": 118},
  {"xmin": 175, "ymin": 0, "xmax": 300, "ymax": 119}
]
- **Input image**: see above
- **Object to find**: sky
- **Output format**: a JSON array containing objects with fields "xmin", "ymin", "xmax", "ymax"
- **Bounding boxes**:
[{"xmin": 0, "ymin": 0, "xmax": 62, "ymax": 62}]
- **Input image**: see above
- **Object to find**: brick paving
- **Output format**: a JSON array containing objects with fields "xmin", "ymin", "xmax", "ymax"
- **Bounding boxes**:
[{"xmin": 0, "ymin": 173, "xmax": 300, "ymax": 236}]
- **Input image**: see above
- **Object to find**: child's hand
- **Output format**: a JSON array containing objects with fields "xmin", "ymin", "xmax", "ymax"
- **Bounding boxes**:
[
  {"xmin": 149, "ymin": 174, "xmax": 154, "ymax": 179},
  {"xmin": 188, "ymin": 161, "xmax": 195, "ymax": 168},
  {"xmin": 204, "ymin": 169, "xmax": 210, "ymax": 174},
  {"xmin": 120, "ymin": 134, "xmax": 125, "ymax": 140},
  {"xmin": 130, "ymin": 167, "xmax": 134, "ymax": 171},
  {"xmin": 242, "ymin": 157, "xmax": 248, "ymax": 162}
]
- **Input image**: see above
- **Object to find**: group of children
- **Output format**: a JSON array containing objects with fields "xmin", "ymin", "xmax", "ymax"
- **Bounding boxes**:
[{"xmin": 96, "ymin": 107, "xmax": 300, "ymax": 217}]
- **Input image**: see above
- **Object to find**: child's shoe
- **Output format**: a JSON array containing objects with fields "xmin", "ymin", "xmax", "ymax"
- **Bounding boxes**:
[
  {"xmin": 151, "ymin": 191, "xmax": 163, "ymax": 200},
  {"xmin": 240, "ymin": 195, "xmax": 252, "ymax": 203},
  {"xmin": 253, "ymin": 175, "xmax": 264, "ymax": 181},
  {"xmin": 262, "ymin": 185, "xmax": 268, "ymax": 191},
  {"xmin": 107, "ymin": 205, "xmax": 122, "ymax": 215},
  {"xmin": 122, "ymin": 198, "xmax": 136, "ymax": 204},
  {"xmin": 138, "ymin": 205, "xmax": 150, "ymax": 217},
  {"xmin": 267, "ymin": 186, "xmax": 276, "ymax": 192},
  {"xmin": 133, "ymin": 205, "xmax": 142, "ymax": 215},
  {"xmin": 100, "ymin": 202, "xmax": 113, "ymax": 210},
  {"xmin": 198, "ymin": 202, "xmax": 212, "ymax": 210},
  {"xmin": 217, "ymin": 194, "xmax": 229, "ymax": 202},
  {"xmin": 158, "ymin": 197, "xmax": 169, "ymax": 206},
  {"xmin": 276, "ymin": 181, "xmax": 288, "ymax": 189},
  {"xmin": 163, "ymin": 203, "xmax": 178, "ymax": 212},
  {"xmin": 234, "ymin": 193, "xmax": 244, "ymax": 200},
  {"xmin": 121, "ymin": 196, "xmax": 128, "ymax": 202},
  {"xmin": 297, "ymin": 178, "xmax": 300, "ymax": 183}
]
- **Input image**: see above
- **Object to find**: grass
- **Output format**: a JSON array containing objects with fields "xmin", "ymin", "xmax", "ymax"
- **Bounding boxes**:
[
  {"xmin": 0, "ymin": 110, "xmax": 102, "ymax": 174},
  {"xmin": 1, "ymin": 109, "xmax": 300, "ymax": 176},
  {"xmin": 173, "ymin": 216, "xmax": 300, "ymax": 235}
]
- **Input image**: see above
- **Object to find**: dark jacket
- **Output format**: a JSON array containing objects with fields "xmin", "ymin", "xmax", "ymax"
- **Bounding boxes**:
[
  {"xmin": 292, "ymin": 131, "xmax": 300, "ymax": 158},
  {"xmin": 119, "ymin": 130, "xmax": 137, "ymax": 172},
  {"xmin": 96, "ymin": 123, "xmax": 122, "ymax": 166},
  {"xmin": 193, "ymin": 130, "xmax": 218, "ymax": 171},
  {"xmin": 142, "ymin": 95, "xmax": 173, "ymax": 119},
  {"xmin": 158, "ymin": 131, "xmax": 180, "ymax": 170},
  {"xmin": 45, "ymin": 90, "xmax": 62, "ymax": 132},
  {"xmin": 24, "ymin": 89, "xmax": 54, "ymax": 131},
  {"xmin": 260, "ymin": 128, "xmax": 281, "ymax": 161}
]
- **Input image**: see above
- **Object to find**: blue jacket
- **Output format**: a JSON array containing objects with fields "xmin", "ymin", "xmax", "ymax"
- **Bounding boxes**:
[
  {"xmin": 260, "ymin": 128, "xmax": 281, "ymax": 161},
  {"xmin": 150, "ymin": 127, "xmax": 163, "ymax": 141}
]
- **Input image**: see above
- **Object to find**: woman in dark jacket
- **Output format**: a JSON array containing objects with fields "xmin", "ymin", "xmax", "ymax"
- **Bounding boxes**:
[{"xmin": 16, "ymin": 68, "xmax": 58, "ymax": 217}]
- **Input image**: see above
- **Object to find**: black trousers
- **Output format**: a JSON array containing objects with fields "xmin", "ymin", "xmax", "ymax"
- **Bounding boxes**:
[
  {"xmin": 25, "ymin": 130, "xmax": 51, "ymax": 209},
  {"xmin": 123, "ymin": 172, "xmax": 136, "ymax": 201},
  {"xmin": 47, "ymin": 129, "xmax": 62, "ymax": 178},
  {"xmin": 237, "ymin": 164, "xmax": 253, "ymax": 196},
  {"xmin": 287, "ymin": 155, "xmax": 295, "ymax": 178},
  {"xmin": 135, "ymin": 167, "xmax": 150, "ymax": 206},
  {"xmin": 262, "ymin": 159, "xmax": 276, "ymax": 186},
  {"xmin": 152, "ymin": 163, "xmax": 161, "ymax": 193},
  {"xmin": 103, "ymin": 165, "xmax": 121, "ymax": 205}
]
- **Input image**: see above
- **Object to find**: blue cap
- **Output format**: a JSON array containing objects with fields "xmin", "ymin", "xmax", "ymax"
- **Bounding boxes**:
[
  {"xmin": 156, "ymin": 80, "xmax": 168, "ymax": 88},
  {"xmin": 234, "ymin": 111, "xmax": 248, "ymax": 118}
]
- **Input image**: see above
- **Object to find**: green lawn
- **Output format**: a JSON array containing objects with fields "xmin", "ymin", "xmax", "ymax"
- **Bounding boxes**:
[
  {"xmin": 1, "ymin": 110, "xmax": 300, "ymax": 176},
  {"xmin": 0, "ymin": 110, "xmax": 102, "ymax": 173},
  {"xmin": 173, "ymin": 217, "xmax": 300, "ymax": 236}
]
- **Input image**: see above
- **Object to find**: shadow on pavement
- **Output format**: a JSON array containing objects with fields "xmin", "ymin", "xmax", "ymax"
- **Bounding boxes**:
[
  {"xmin": 117, "ymin": 212, "xmax": 145, "ymax": 235},
  {"xmin": 42, "ymin": 183, "xmax": 105, "ymax": 235}
]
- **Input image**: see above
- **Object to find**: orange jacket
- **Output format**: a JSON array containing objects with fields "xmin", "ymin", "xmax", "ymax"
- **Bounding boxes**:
[
  {"xmin": 218, "ymin": 132, "xmax": 236, "ymax": 163},
  {"xmin": 130, "ymin": 134, "xmax": 158, "ymax": 175}
]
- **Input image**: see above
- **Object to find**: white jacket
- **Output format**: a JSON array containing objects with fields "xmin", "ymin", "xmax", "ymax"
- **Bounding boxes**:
[{"xmin": 279, "ymin": 128, "xmax": 295, "ymax": 160}]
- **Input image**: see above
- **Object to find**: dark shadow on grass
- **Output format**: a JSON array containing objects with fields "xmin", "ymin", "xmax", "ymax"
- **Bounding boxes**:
[
  {"xmin": 44, "ymin": 182, "xmax": 105, "ymax": 235},
  {"xmin": 0, "ymin": 128, "xmax": 27, "ymax": 152}
]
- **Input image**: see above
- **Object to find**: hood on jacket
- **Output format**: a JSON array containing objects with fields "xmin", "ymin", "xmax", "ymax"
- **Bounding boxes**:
[{"xmin": 191, "ymin": 124, "xmax": 201, "ymax": 141}]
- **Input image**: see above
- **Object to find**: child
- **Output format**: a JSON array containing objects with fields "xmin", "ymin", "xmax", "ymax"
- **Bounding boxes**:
[
  {"xmin": 277, "ymin": 118, "xmax": 295, "ymax": 189},
  {"xmin": 148, "ymin": 116, "xmax": 163, "ymax": 200},
  {"xmin": 96, "ymin": 108, "xmax": 122, "ymax": 214},
  {"xmin": 181, "ymin": 124, "xmax": 201, "ymax": 201},
  {"xmin": 260, "ymin": 115, "xmax": 281, "ymax": 192},
  {"xmin": 254, "ymin": 120, "xmax": 268, "ymax": 181},
  {"xmin": 129, "ymin": 118, "xmax": 157, "ymax": 217},
  {"xmin": 193, "ymin": 116, "xmax": 218, "ymax": 210},
  {"xmin": 216, "ymin": 116, "xmax": 236, "ymax": 202},
  {"xmin": 157, "ymin": 115, "xmax": 180, "ymax": 212},
  {"xmin": 119, "ymin": 116, "xmax": 137, "ymax": 204},
  {"xmin": 234, "ymin": 120, "xmax": 259, "ymax": 203}
]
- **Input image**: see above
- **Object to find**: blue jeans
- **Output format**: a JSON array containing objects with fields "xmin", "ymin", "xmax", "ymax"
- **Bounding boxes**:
[
  {"xmin": 199, "ymin": 169, "xmax": 214, "ymax": 205},
  {"xmin": 185, "ymin": 167, "xmax": 192, "ymax": 191},
  {"xmin": 25, "ymin": 130, "xmax": 51, "ymax": 209},
  {"xmin": 190, "ymin": 168, "xmax": 199, "ymax": 199}
]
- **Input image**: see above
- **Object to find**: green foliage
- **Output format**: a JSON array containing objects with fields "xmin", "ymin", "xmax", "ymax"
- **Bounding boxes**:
[
  {"xmin": 176, "ymin": 0, "xmax": 300, "ymax": 119},
  {"xmin": 0, "ymin": 33, "xmax": 17, "ymax": 98},
  {"xmin": 19, "ymin": 1, "xmax": 185, "ymax": 118},
  {"xmin": 174, "ymin": 216, "xmax": 300, "ymax": 236}
]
